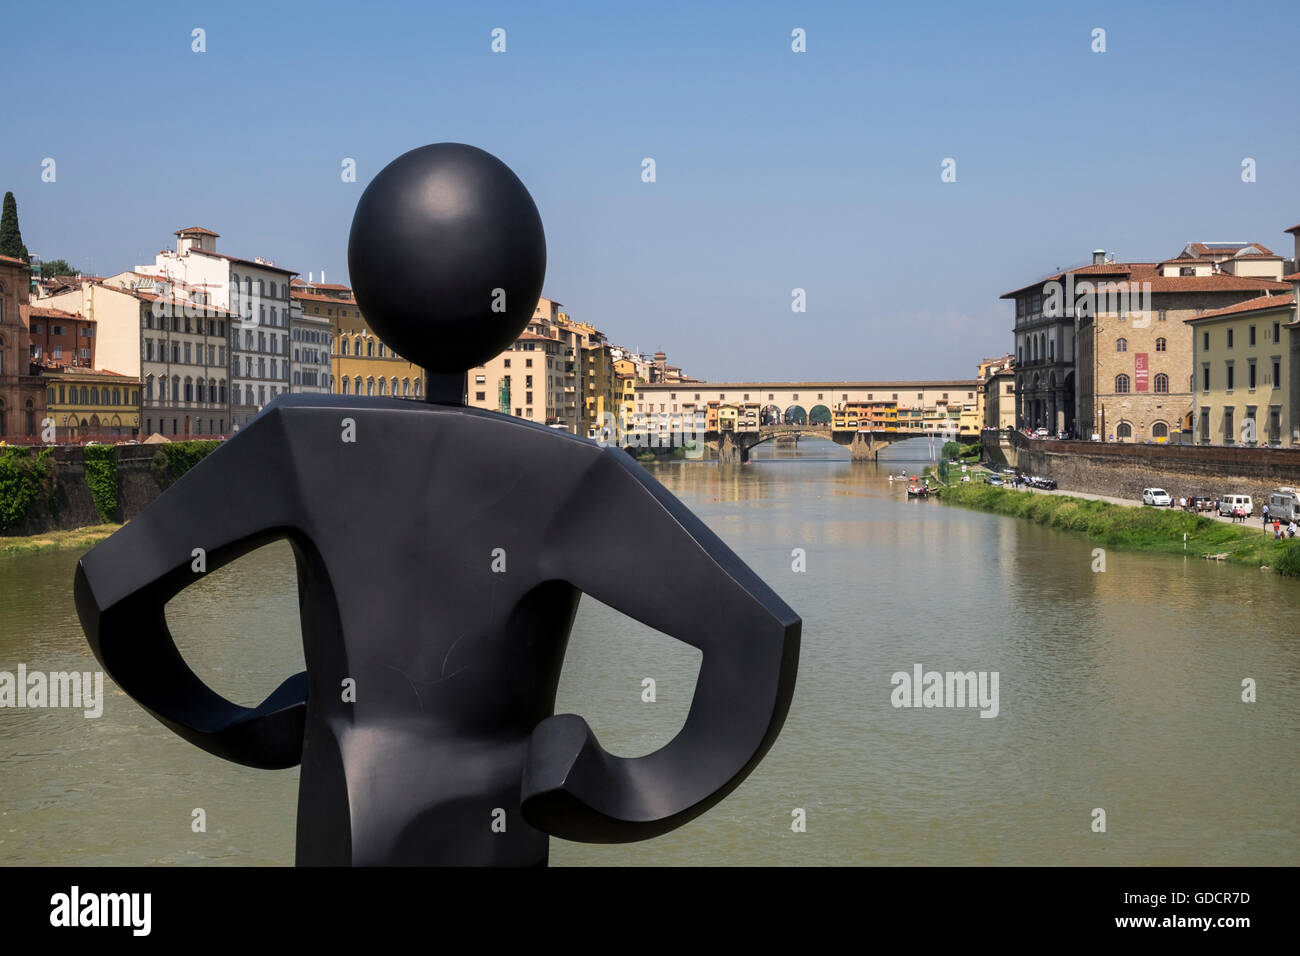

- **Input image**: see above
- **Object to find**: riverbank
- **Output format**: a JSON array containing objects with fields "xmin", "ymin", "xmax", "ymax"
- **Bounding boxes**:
[
  {"xmin": 939, "ymin": 482, "xmax": 1300, "ymax": 576},
  {"xmin": 0, "ymin": 523, "xmax": 120, "ymax": 556}
]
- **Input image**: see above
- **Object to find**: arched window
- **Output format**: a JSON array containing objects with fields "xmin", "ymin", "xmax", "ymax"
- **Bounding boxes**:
[
  {"xmin": 342, "ymin": 376, "xmax": 350, "ymax": 394},
  {"xmin": 366, "ymin": 377, "xmax": 375, "ymax": 396},
  {"xmin": 354, "ymin": 378, "xmax": 362, "ymax": 395},
  {"xmin": 402, "ymin": 378, "xmax": 411, "ymax": 397},
  {"xmin": 145, "ymin": 376, "xmax": 154, "ymax": 401},
  {"xmin": 1154, "ymin": 373, "xmax": 1169, "ymax": 393},
  {"xmin": 378, "ymin": 342, "xmax": 386, "ymax": 357},
  {"xmin": 1155, "ymin": 337, "xmax": 1167, "ymax": 352},
  {"xmin": 1116, "ymin": 422, "xmax": 1132, "ymax": 439},
  {"xmin": 1152, "ymin": 422, "xmax": 1169, "ymax": 439},
  {"xmin": 377, "ymin": 378, "xmax": 386, "ymax": 395},
  {"xmin": 341, "ymin": 338, "xmax": 350, "ymax": 356},
  {"xmin": 367, "ymin": 340, "xmax": 375, "ymax": 357},
  {"xmin": 1116, "ymin": 338, "xmax": 1128, "ymax": 352},
  {"xmin": 173, "ymin": 376, "xmax": 181, "ymax": 401},
  {"xmin": 413, "ymin": 378, "xmax": 421, "ymax": 398},
  {"xmin": 270, "ymin": 282, "xmax": 277, "ymax": 298},
  {"xmin": 259, "ymin": 280, "xmax": 265, "ymax": 296},
  {"xmin": 1017, "ymin": 345, "xmax": 1023, "ymax": 364},
  {"xmin": 1115, "ymin": 374, "xmax": 1130, "ymax": 393}
]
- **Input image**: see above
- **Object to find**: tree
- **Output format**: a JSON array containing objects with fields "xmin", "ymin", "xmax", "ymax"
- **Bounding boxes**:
[
  {"xmin": 0, "ymin": 192, "xmax": 29, "ymax": 262},
  {"xmin": 39, "ymin": 258, "xmax": 77, "ymax": 276}
]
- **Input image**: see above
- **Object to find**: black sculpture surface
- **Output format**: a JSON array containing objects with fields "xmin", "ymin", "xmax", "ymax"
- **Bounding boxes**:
[{"xmin": 74, "ymin": 143, "xmax": 801, "ymax": 865}]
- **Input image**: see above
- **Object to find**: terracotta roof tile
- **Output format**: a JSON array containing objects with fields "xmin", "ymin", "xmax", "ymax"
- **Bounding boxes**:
[
  {"xmin": 175, "ymin": 226, "xmax": 220, "ymax": 237},
  {"xmin": 1184, "ymin": 293, "xmax": 1296, "ymax": 322}
]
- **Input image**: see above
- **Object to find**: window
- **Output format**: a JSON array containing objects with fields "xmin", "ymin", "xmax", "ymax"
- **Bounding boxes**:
[
  {"xmin": 1203, "ymin": 331, "xmax": 1210, "ymax": 350},
  {"xmin": 1226, "ymin": 364, "xmax": 1235, "ymax": 391},
  {"xmin": 1227, "ymin": 329, "xmax": 1234, "ymax": 348},
  {"xmin": 1273, "ymin": 322, "xmax": 1281, "ymax": 344},
  {"xmin": 1115, "ymin": 338, "xmax": 1127, "ymax": 352},
  {"xmin": 1155, "ymin": 337, "xmax": 1166, "ymax": 352},
  {"xmin": 1248, "ymin": 362, "xmax": 1257, "ymax": 390},
  {"xmin": 1154, "ymin": 373, "xmax": 1169, "ymax": 393},
  {"xmin": 1152, "ymin": 422, "xmax": 1168, "ymax": 439},
  {"xmin": 1249, "ymin": 325, "xmax": 1256, "ymax": 346},
  {"xmin": 1158, "ymin": 309, "xmax": 1167, "ymax": 322},
  {"xmin": 1273, "ymin": 360, "xmax": 1281, "ymax": 387},
  {"xmin": 1116, "ymin": 422, "xmax": 1132, "ymax": 438},
  {"xmin": 475, "ymin": 391, "xmax": 486, "ymax": 401},
  {"xmin": 1115, "ymin": 374, "xmax": 1130, "ymax": 393}
]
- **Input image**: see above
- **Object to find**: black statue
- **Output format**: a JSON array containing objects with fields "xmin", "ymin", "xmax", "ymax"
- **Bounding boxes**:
[{"xmin": 73, "ymin": 144, "xmax": 801, "ymax": 865}]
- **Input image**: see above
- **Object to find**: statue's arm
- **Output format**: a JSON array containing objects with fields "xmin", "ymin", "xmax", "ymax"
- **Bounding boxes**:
[
  {"xmin": 74, "ymin": 410, "xmax": 307, "ymax": 769},
  {"xmin": 522, "ymin": 449, "xmax": 801, "ymax": 842}
]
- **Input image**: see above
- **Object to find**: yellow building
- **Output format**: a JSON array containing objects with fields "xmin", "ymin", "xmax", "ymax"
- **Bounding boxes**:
[
  {"xmin": 42, "ymin": 367, "xmax": 141, "ymax": 441},
  {"xmin": 291, "ymin": 285, "xmax": 424, "ymax": 400},
  {"xmin": 1187, "ymin": 292, "xmax": 1299, "ymax": 445}
]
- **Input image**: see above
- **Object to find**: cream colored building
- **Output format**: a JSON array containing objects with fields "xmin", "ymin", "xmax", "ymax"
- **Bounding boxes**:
[
  {"xmin": 45, "ymin": 277, "xmax": 233, "ymax": 437},
  {"xmin": 1188, "ymin": 291, "xmax": 1299, "ymax": 445}
]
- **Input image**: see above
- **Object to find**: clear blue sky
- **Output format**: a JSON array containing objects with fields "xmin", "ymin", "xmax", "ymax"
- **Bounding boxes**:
[{"xmin": 2, "ymin": 0, "xmax": 1296, "ymax": 381}]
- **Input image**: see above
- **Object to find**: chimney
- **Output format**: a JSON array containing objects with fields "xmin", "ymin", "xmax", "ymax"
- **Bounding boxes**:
[{"xmin": 1092, "ymin": 249, "xmax": 1106, "ymax": 266}]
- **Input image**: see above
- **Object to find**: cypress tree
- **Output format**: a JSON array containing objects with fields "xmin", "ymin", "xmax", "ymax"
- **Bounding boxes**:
[{"xmin": 0, "ymin": 191, "xmax": 29, "ymax": 261}]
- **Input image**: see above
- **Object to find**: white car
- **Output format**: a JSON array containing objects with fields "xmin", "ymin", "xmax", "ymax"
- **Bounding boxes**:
[{"xmin": 1142, "ymin": 488, "xmax": 1172, "ymax": 506}]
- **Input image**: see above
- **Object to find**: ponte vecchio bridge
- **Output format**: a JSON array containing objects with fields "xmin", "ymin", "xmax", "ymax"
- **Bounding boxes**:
[{"xmin": 626, "ymin": 380, "xmax": 984, "ymax": 462}]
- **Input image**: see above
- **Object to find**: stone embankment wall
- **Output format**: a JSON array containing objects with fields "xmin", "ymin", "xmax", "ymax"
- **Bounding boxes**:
[
  {"xmin": 990, "ymin": 431, "xmax": 1300, "ymax": 504},
  {"xmin": 7, "ymin": 445, "xmax": 175, "ymax": 536}
]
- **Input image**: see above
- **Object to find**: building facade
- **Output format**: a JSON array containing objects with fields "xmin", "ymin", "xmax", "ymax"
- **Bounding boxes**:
[
  {"xmin": 41, "ymin": 367, "xmax": 141, "ymax": 441},
  {"xmin": 136, "ymin": 227, "xmax": 297, "ymax": 430},
  {"xmin": 1187, "ymin": 292, "xmax": 1300, "ymax": 445},
  {"xmin": 1003, "ymin": 242, "xmax": 1292, "ymax": 442},
  {"xmin": 45, "ymin": 277, "xmax": 233, "ymax": 438},
  {"xmin": 291, "ymin": 282, "xmax": 423, "ymax": 400},
  {"xmin": 0, "ymin": 254, "xmax": 47, "ymax": 439},
  {"xmin": 289, "ymin": 295, "xmax": 332, "ymax": 394}
]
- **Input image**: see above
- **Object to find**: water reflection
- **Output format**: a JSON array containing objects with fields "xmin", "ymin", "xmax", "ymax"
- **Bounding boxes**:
[{"xmin": 0, "ymin": 448, "xmax": 1296, "ymax": 866}]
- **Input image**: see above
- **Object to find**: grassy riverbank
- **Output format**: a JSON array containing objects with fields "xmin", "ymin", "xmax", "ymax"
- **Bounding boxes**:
[
  {"xmin": 0, "ymin": 524, "xmax": 120, "ymax": 557},
  {"xmin": 940, "ymin": 482, "xmax": 1300, "ymax": 577}
]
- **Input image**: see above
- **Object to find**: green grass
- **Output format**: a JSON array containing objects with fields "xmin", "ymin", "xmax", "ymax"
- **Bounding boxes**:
[
  {"xmin": 940, "ymin": 483, "xmax": 1300, "ymax": 576},
  {"xmin": 0, "ymin": 523, "xmax": 120, "ymax": 556}
]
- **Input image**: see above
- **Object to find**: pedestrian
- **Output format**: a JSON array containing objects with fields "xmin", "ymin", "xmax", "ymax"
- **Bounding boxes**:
[
  {"xmin": 1289, "ymin": 520, "xmax": 1297, "ymax": 538},
  {"xmin": 1262, "ymin": 504, "xmax": 1270, "ymax": 529},
  {"xmin": 1275, "ymin": 520, "xmax": 1282, "ymax": 539},
  {"xmin": 1214, "ymin": 498, "xmax": 1220, "ymax": 515}
]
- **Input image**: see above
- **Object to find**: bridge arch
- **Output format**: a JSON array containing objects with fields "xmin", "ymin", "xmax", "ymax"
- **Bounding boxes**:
[
  {"xmin": 760, "ymin": 404, "xmax": 782, "ymax": 426},
  {"xmin": 809, "ymin": 404, "xmax": 831, "ymax": 426},
  {"xmin": 784, "ymin": 405, "xmax": 808, "ymax": 425}
]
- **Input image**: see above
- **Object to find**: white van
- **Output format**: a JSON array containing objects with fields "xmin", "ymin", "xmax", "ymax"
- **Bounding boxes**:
[
  {"xmin": 1219, "ymin": 494, "xmax": 1253, "ymax": 517},
  {"xmin": 1267, "ymin": 488, "xmax": 1300, "ymax": 521}
]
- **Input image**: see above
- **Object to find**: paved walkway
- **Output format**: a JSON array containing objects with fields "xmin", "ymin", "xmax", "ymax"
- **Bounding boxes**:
[{"xmin": 1019, "ymin": 484, "xmax": 1280, "ymax": 534}]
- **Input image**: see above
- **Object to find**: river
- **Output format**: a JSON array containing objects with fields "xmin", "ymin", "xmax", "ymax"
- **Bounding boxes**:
[{"xmin": 1, "ymin": 437, "xmax": 1296, "ymax": 865}]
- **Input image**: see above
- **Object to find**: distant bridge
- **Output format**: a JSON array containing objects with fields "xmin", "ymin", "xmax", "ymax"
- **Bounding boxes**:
[{"xmin": 625, "ymin": 424, "xmax": 979, "ymax": 462}]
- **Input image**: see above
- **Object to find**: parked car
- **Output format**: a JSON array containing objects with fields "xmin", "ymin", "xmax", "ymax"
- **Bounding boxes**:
[
  {"xmin": 1032, "ymin": 476, "xmax": 1057, "ymax": 490},
  {"xmin": 1218, "ymin": 494, "xmax": 1253, "ymax": 517},
  {"xmin": 1033, "ymin": 427, "xmax": 1049, "ymax": 438},
  {"xmin": 1142, "ymin": 488, "xmax": 1172, "ymax": 506},
  {"xmin": 1184, "ymin": 495, "xmax": 1214, "ymax": 513},
  {"xmin": 1267, "ymin": 488, "xmax": 1300, "ymax": 522},
  {"xmin": 985, "ymin": 474, "xmax": 1004, "ymax": 486}
]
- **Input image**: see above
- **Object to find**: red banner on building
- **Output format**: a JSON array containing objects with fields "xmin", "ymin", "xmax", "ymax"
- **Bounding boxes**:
[{"xmin": 1134, "ymin": 353, "xmax": 1149, "ymax": 392}]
